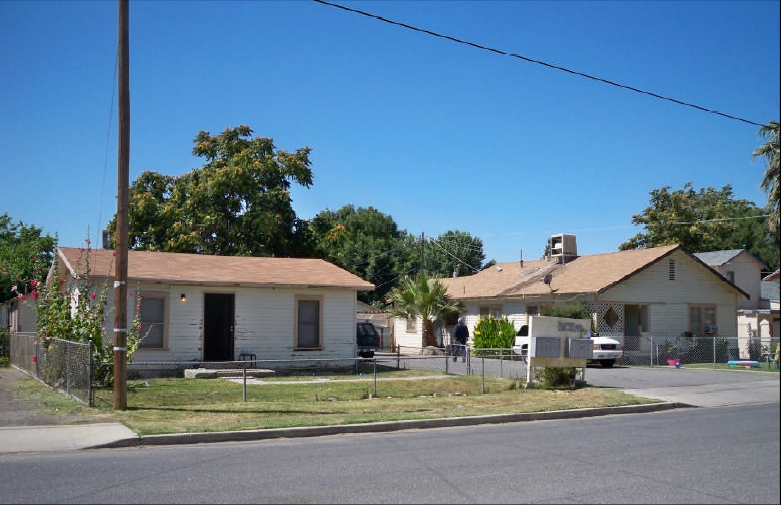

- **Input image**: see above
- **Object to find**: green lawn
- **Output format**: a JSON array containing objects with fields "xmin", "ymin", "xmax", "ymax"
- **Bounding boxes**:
[
  {"xmin": 5, "ymin": 367, "xmax": 664, "ymax": 437},
  {"xmin": 92, "ymin": 371, "xmax": 659, "ymax": 436}
]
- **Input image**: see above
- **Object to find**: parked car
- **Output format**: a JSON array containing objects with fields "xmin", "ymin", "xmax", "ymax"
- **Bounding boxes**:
[
  {"xmin": 356, "ymin": 321, "xmax": 381, "ymax": 358},
  {"xmin": 587, "ymin": 332, "xmax": 623, "ymax": 368}
]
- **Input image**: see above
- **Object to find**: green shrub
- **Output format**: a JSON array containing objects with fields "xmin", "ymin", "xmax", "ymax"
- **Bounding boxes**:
[
  {"xmin": 535, "ymin": 366, "xmax": 577, "ymax": 389},
  {"xmin": 471, "ymin": 316, "xmax": 516, "ymax": 355},
  {"xmin": 540, "ymin": 303, "xmax": 591, "ymax": 320}
]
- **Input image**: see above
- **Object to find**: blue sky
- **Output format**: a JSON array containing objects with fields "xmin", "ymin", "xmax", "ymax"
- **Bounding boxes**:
[{"xmin": 2, "ymin": 0, "xmax": 779, "ymax": 263}]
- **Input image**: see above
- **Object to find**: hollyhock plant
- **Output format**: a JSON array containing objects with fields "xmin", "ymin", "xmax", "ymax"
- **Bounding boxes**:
[{"xmin": 23, "ymin": 239, "xmax": 147, "ymax": 387}]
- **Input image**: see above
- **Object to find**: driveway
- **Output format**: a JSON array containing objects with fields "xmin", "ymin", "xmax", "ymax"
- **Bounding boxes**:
[{"xmin": 583, "ymin": 365, "xmax": 780, "ymax": 407}]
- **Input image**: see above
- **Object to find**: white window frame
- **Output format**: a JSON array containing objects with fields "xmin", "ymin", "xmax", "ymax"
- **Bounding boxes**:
[{"xmin": 137, "ymin": 291, "xmax": 168, "ymax": 350}]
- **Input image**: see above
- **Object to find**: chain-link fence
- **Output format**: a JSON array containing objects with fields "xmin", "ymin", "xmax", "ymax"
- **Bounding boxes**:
[
  {"xmin": 9, "ymin": 331, "xmax": 778, "ymax": 409},
  {"xmin": 619, "ymin": 334, "xmax": 780, "ymax": 369},
  {"xmin": 10, "ymin": 332, "xmax": 94, "ymax": 405}
]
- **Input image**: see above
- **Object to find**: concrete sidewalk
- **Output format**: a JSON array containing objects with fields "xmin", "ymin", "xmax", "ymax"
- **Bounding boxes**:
[{"xmin": 0, "ymin": 422, "xmax": 139, "ymax": 454}]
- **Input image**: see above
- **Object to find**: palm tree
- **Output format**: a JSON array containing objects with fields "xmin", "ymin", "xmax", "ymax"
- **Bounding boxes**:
[
  {"xmin": 387, "ymin": 272, "xmax": 463, "ymax": 348},
  {"xmin": 752, "ymin": 120, "xmax": 780, "ymax": 230}
]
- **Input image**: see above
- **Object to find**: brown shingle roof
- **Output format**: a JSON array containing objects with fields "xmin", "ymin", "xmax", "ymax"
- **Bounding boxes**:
[
  {"xmin": 439, "ymin": 245, "xmax": 681, "ymax": 300},
  {"xmin": 57, "ymin": 247, "xmax": 374, "ymax": 291}
]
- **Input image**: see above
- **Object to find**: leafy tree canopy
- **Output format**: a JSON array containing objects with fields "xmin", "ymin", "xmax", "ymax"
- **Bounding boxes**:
[
  {"xmin": 424, "ymin": 230, "xmax": 492, "ymax": 278},
  {"xmin": 619, "ymin": 183, "xmax": 779, "ymax": 271},
  {"xmin": 0, "ymin": 213, "xmax": 57, "ymax": 303},
  {"xmin": 309, "ymin": 204, "xmax": 418, "ymax": 305},
  {"xmin": 108, "ymin": 125, "xmax": 314, "ymax": 257}
]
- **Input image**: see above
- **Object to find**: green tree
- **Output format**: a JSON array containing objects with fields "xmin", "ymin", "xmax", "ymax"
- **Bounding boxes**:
[
  {"xmin": 0, "ymin": 213, "xmax": 57, "ymax": 303},
  {"xmin": 388, "ymin": 272, "xmax": 463, "ymax": 348},
  {"xmin": 752, "ymin": 120, "xmax": 780, "ymax": 231},
  {"xmin": 309, "ymin": 205, "xmax": 418, "ymax": 305},
  {"xmin": 108, "ymin": 125, "xmax": 314, "ymax": 257},
  {"xmin": 424, "ymin": 230, "xmax": 491, "ymax": 278},
  {"xmin": 620, "ymin": 183, "xmax": 779, "ymax": 270}
]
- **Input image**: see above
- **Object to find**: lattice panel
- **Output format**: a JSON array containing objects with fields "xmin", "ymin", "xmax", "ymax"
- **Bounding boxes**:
[{"xmin": 588, "ymin": 302, "xmax": 624, "ymax": 334}]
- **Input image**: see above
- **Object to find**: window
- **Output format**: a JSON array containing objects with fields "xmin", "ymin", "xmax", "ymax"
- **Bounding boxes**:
[
  {"xmin": 689, "ymin": 305, "xmax": 716, "ymax": 337},
  {"xmin": 406, "ymin": 317, "xmax": 417, "ymax": 332},
  {"xmin": 139, "ymin": 294, "xmax": 166, "ymax": 349},
  {"xmin": 479, "ymin": 306, "xmax": 503, "ymax": 319},
  {"xmin": 526, "ymin": 304, "xmax": 548, "ymax": 322},
  {"xmin": 296, "ymin": 296, "xmax": 322, "ymax": 349},
  {"xmin": 725, "ymin": 271, "xmax": 735, "ymax": 283}
]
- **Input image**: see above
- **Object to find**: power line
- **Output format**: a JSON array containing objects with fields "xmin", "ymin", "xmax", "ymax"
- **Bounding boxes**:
[
  {"xmin": 313, "ymin": 0, "xmax": 767, "ymax": 128},
  {"xmin": 428, "ymin": 237, "xmax": 481, "ymax": 274}
]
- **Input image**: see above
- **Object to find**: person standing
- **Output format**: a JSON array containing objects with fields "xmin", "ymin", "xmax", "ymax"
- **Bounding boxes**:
[{"xmin": 452, "ymin": 316, "xmax": 469, "ymax": 362}]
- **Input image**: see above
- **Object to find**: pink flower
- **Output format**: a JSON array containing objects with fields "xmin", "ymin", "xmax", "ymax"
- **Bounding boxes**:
[
  {"xmin": 10, "ymin": 285, "xmax": 17, "ymax": 292},
  {"xmin": 128, "ymin": 291, "xmax": 133, "ymax": 297},
  {"xmin": 32, "ymin": 356, "xmax": 37, "ymax": 363},
  {"xmin": 112, "ymin": 251, "xmax": 117, "ymax": 257},
  {"xmin": 59, "ymin": 279, "xmax": 65, "ymax": 285},
  {"xmin": 31, "ymin": 291, "xmax": 39, "ymax": 300},
  {"xmin": 85, "ymin": 238, "xmax": 91, "ymax": 245},
  {"xmin": 30, "ymin": 279, "xmax": 38, "ymax": 287},
  {"xmin": 79, "ymin": 248, "xmax": 85, "ymax": 253},
  {"xmin": 135, "ymin": 305, "xmax": 140, "ymax": 310},
  {"xmin": 138, "ymin": 324, "xmax": 142, "ymax": 330},
  {"xmin": 19, "ymin": 294, "xmax": 27, "ymax": 301},
  {"xmin": 90, "ymin": 292, "xmax": 97, "ymax": 300}
]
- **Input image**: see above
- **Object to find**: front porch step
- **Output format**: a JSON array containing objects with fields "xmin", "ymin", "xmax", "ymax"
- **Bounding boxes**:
[{"xmin": 184, "ymin": 368, "xmax": 276, "ymax": 379}]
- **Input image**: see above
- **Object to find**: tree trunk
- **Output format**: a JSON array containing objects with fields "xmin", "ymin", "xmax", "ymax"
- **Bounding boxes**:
[{"xmin": 422, "ymin": 320, "xmax": 437, "ymax": 347}]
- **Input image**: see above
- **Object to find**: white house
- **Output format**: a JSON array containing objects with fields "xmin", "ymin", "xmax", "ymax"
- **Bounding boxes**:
[
  {"xmin": 415, "ymin": 235, "xmax": 749, "ymax": 362},
  {"xmin": 50, "ymin": 247, "xmax": 374, "ymax": 369}
]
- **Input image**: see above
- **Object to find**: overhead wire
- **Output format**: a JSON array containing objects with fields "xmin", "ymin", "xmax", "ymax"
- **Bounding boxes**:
[
  {"xmin": 96, "ymin": 44, "xmax": 119, "ymax": 248},
  {"xmin": 313, "ymin": 0, "xmax": 767, "ymax": 128}
]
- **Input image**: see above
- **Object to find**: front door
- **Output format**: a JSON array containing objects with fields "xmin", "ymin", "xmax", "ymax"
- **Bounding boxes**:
[{"xmin": 203, "ymin": 293, "xmax": 235, "ymax": 362}]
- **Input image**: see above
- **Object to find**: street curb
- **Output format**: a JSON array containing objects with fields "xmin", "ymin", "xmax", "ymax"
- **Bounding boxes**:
[{"xmin": 95, "ymin": 401, "xmax": 694, "ymax": 449}]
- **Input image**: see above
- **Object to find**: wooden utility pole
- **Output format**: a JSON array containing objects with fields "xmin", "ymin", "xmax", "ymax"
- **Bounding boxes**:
[{"xmin": 113, "ymin": 0, "xmax": 129, "ymax": 410}]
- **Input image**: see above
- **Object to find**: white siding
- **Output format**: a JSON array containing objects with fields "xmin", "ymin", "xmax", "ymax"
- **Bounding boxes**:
[
  {"xmin": 600, "ymin": 250, "xmax": 739, "ymax": 340},
  {"xmin": 393, "ymin": 316, "xmax": 422, "ymax": 351},
  {"xmin": 709, "ymin": 253, "xmax": 761, "ymax": 310},
  {"xmin": 101, "ymin": 283, "xmax": 360, "ymax": 363}
]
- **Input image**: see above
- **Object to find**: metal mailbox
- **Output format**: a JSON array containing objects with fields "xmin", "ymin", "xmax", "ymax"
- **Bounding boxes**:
[
  {"xmin": 530, "ymin": 336, "xmax": 561, "ymax": 358},
  {"xmin": 567, "ymin": 338, "xmax": 593, "ymax": 359}
]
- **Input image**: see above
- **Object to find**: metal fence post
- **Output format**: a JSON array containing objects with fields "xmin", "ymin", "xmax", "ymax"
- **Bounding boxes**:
[
  {"xmin": 373, "ymin": 357, "xmax": 377, "ymax": 397},
  {"xmin": 88, "ymin": 340, "xmax": 94, "ymax": 407},
  {"xmin": 66, "ymin": 341, "xmax": 71, "ymax": 396},
  {"xmin": 481, "ymin": 356, "xmax": 485, "ymax": 394},
  {"xmin": 242, "ymin": 361, "xmax": 247, "ymax": 402}
]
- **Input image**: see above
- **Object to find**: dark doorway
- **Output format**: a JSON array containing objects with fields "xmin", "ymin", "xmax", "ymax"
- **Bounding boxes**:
[{"xmin": 203, "ymin": 293, "xmax": 235, "ymax": 362}]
